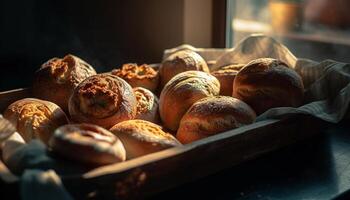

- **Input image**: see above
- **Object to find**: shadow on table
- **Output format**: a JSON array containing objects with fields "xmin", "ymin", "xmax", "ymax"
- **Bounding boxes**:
[{"xmin": 151, "ymin": 123, "xmax": 349, "ymax": 200}]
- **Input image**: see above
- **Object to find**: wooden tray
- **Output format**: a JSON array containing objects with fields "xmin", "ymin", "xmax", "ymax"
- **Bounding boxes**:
[{"xmin": 0, "ymin": 88, "xmax": 326, "ymax": 199}]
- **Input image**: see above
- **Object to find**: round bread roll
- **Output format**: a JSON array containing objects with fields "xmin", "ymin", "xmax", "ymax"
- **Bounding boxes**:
[
  {"xmin": 111, "ymin": 63, "xmax": 159, "ymax": 93},
  {"xmin": 211, "ymin": 64, "xmax": 245, "ymax": 96},
  {"xmin": 110, "ymin": 120, "xmax": 181, "ymax": 159},
  {"xmin": 49, "ymin": 124, "xmax": 126, "ymax": 165},
  {"xmin": 33, "ymin": 54, "xmax": 96, "ymax": 112},
  {"xmin": 69, "ymin": 74, "xmax": 137, "ymax": 129},
  {"xmin": 159, "ymin": 50, "xmax": 210, "ymax": 88},
  {"xmin": 3, "ymin": 98, "xmax": 68, "ymax": 145},
  {"xmin": 176, "ymin": 96, "xmax": 256, "ymax": 144},
  {"xmin": 133, "ymin": 87, "xmax": 160, "ymax": 124},
  {"xmin": 159, "ymin": 71, "xmax": 220, "ymax": 131},
  {"xmin": 232, "ymin": 58, "xmax": 304, "ymax": 115}
]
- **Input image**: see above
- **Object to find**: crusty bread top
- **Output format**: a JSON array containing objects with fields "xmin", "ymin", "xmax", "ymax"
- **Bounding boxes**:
[
  {"xmin": 110, "ymin": 120, "xmax": 181, "ymax": 147},
  {"xmin": 159, "ymin": 70, "xmax": 220, "ymax": 131},
  {"xmin": 71, "ymin": 74, "xmax": 136, "ymax": 119},
  {"xmin": 234, "ymin": 58, "xmax": 303, "ymax": 90},
  {"xmin": 3, "ymin": 98, "xmax": 68, "ymax": 143},
  {"xmin": 73, "ymin": 74, "xmax": 125, "ymax": 118},
  {"xmin": 232, "ymin": 58, "xmax": 304, "ymax": 114},
  {"xmin": 211, "ymin": 64, "xmax": 245, "ymax": 76},
  {"xmin": 133, "ymin": 87, "xmax": 158, "ymax": 116},
  {"xmin": 39, "ymin": 54, "xmax": 96, "ymax": 86},
  {"xmin": 52, "ymin": 124, "xmax": 121, "ymax": 153},
  {"xmin": 111, "ymin": 63, "xmax": 158, "ymax": 80},
  {"xmin": 161, "ymin": 71, "xmax": 220, "ymax": 98},
  {"xmin": 184, "ymin": 96, "xmax": 256, "ymax": 125},
  {"xmin": 176, "ymin": 96, "xmax": 256, "ymax": 144},
  {"xmin": 163, "ymin": 50, "xmax": 208, "ymax": 71},
  {"xmin": 160, "ymin": 50, "xmax": 210, "ymax": 87}
]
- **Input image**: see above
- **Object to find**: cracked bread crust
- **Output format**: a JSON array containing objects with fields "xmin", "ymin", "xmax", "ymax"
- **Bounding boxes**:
[
  {"xmin": 33, "ymin": 54, "xmax": 96, "ymax": 112},
  {"xmin": 110, "ymin": 120, "xmax": 181, "ymax": 159},
  {"xmin": 69, "ymin": 74, "xmax": 137, "ymax": 129},
  {"xmin": 133, "ymin": 87, "xmax": 160, "ymax": 124},
  {"xmin": 3, "ymin": 98, "xmax": 68, "ymax": 145},
  {"xmin": 111, "ymin": 63, "xmax": 159, "ymax": 93}
]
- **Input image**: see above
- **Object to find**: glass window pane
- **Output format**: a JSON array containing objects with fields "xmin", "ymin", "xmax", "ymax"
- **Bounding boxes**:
[{"xmin": 227, "ymin": 0, "xmax": 350, "ymax": 63}]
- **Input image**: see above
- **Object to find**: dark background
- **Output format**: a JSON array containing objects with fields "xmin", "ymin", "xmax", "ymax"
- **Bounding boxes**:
[{"xmin": 0, "ymin": 0, "xmax": 186, "ymax": 91}]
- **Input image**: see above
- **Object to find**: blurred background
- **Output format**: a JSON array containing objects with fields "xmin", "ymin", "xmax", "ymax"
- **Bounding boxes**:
[
  {"xmin": 0, "ymin": 0, "xmax": 220, "ymax": 91},
  {"xmin": 1, "ymin": 0, "xmax": 350, "ymax": 91},
  {"xmin": 228, "ymin": 0, "xmax": 350, "ymax": 62}
]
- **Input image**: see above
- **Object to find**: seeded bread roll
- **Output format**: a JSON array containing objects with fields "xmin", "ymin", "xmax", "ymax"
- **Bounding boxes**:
[
  {"xmin": 159, "ymin": 50, "xmax": 209, "ymax": 88},
  {"xmin": 211, "ymin": 64, "xmax": 245, "ymax": 96},
  {"xmin": 49, "ymin": 124, "xmax": 126, "ymax": 165},
  {"xmin": 232, "ymin": 58, "xmax": 304, "ymax": 115},
  {"xmin": 3, "ymin": 98, "xmax": 68, "ymax": 145},
  {"xmin": 176, "ymin": 96, "xmax": 256, "ymax": 144},
  {"xmin": 159, "ymin": 71, "xmax": 220, "ymax": 131},
  {"xmin": 33, "ymin": 54, "xmax": 96, "ymax": 112},
  {"xmin": 110, "ymin": 120, "xmax": 181, "ymax": 159},
  {"xmin": 133, "ymin": 87, "xmax": 160, "ymax": 124},
  {"xmin": 68, "ymin": 74, "xmax": 137, "ymax": 129},
  {"xmin": 111, "ymin": 63, "xmax": 159, "ymax": 93}
]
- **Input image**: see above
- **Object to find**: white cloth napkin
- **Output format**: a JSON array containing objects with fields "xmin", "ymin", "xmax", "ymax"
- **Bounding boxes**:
[{"xmin": 164, "ymin": 34, "xmax": 350, "ymax": 123}]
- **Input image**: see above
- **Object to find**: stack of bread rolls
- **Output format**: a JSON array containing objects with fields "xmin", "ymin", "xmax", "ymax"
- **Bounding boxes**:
[{"xmin": 2, "ymin": 50, "xmax": 304, "ymax": 168}]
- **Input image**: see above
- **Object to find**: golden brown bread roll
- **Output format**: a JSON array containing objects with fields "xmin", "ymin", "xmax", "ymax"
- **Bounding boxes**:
[
  {"xmin": 133, "ymin": 87, "xmax": 160, "ymax": 124},
  {"xmin": 232, "ymin": 58, "xmax": 304, "ymax": 115},
  {"xmin": 176, "ymin": 96, "xmax": 256, "ymax": 144},
  {"xmin": 49, "ymin": 124, "xmax": 126, "ymax": 165},
  {"xmin": 159, "ymin": 50, "xmax": 210, "ymax": 88},
  {"xmin": 33, "ymin": 54, "xmax": 96, "ymax": 112},
  {"xmin": 211, "ymin": 64, "xmax": 245, "ymax": 96},
  {"xmin": 110, "ymin": 120, "xmax": 181, "ymax": 159},
  {"xmin": 3, "ymin": 98, "xmax": 69, "ymax": 145},
  {"xmin": 111, "ymin": 63, "xmax": 159, "ymax": 93},
  {"xmin": 68, "ymin": 74, "xmax": 137, "ymax": 129},
  {"xmin": 159, "ymin": 71, "xmax": 220, "ymax": 131}
]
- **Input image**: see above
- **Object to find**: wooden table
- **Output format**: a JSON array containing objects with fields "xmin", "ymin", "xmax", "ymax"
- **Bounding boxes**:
[{"xmin": 151, "ymin": 120, "xmax": 350, "ymax": 200}]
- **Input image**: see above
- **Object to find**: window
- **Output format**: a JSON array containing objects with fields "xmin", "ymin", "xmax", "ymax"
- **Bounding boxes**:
[{"xmin": 226, "ymin": 0, "xmax": 350, "ymax": 62}]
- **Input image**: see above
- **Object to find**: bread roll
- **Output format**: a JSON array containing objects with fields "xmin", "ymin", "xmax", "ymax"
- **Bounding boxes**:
[
  {"xmin": 159, "ymin": 71, "xmax": 220, "ymax": 131},
  {"xmin": 33, "ymin": 54, "xmax": 96, "ymax": 112},
  {"xmin": 211, "ymin": 64, "xmax": 245, "ymax": 96},
  {"xmin": 176, "ymin": 96, "xmax": 256, "ymax": 144},
  {"xmin": 232, "ymin": 58, "xmax": 304, "ymax": 115},
  {"xmin": 159, "ymin": 50, "xmax": 209, "ymax": 88},
  {"xmin": 111, "ymin": 63, "xmax": 159, "ymax": 93},
  {"xmin": 49, "ymin": 124, "xmax": 126, "ymax": 165},
  {"xmin": 69, "ymin": 74, "xmax": 137, "ymax": 129},
  {"xmin": 3, "ymin": 98, "xmax": 68, "ymax": 145},
  {"xmin": 133, "ymin": 87, "xmax": 159, "ymax": 124},
  {"xmin": 110, "ymin": 120, "xmax": 181, "ymax": 159}
]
